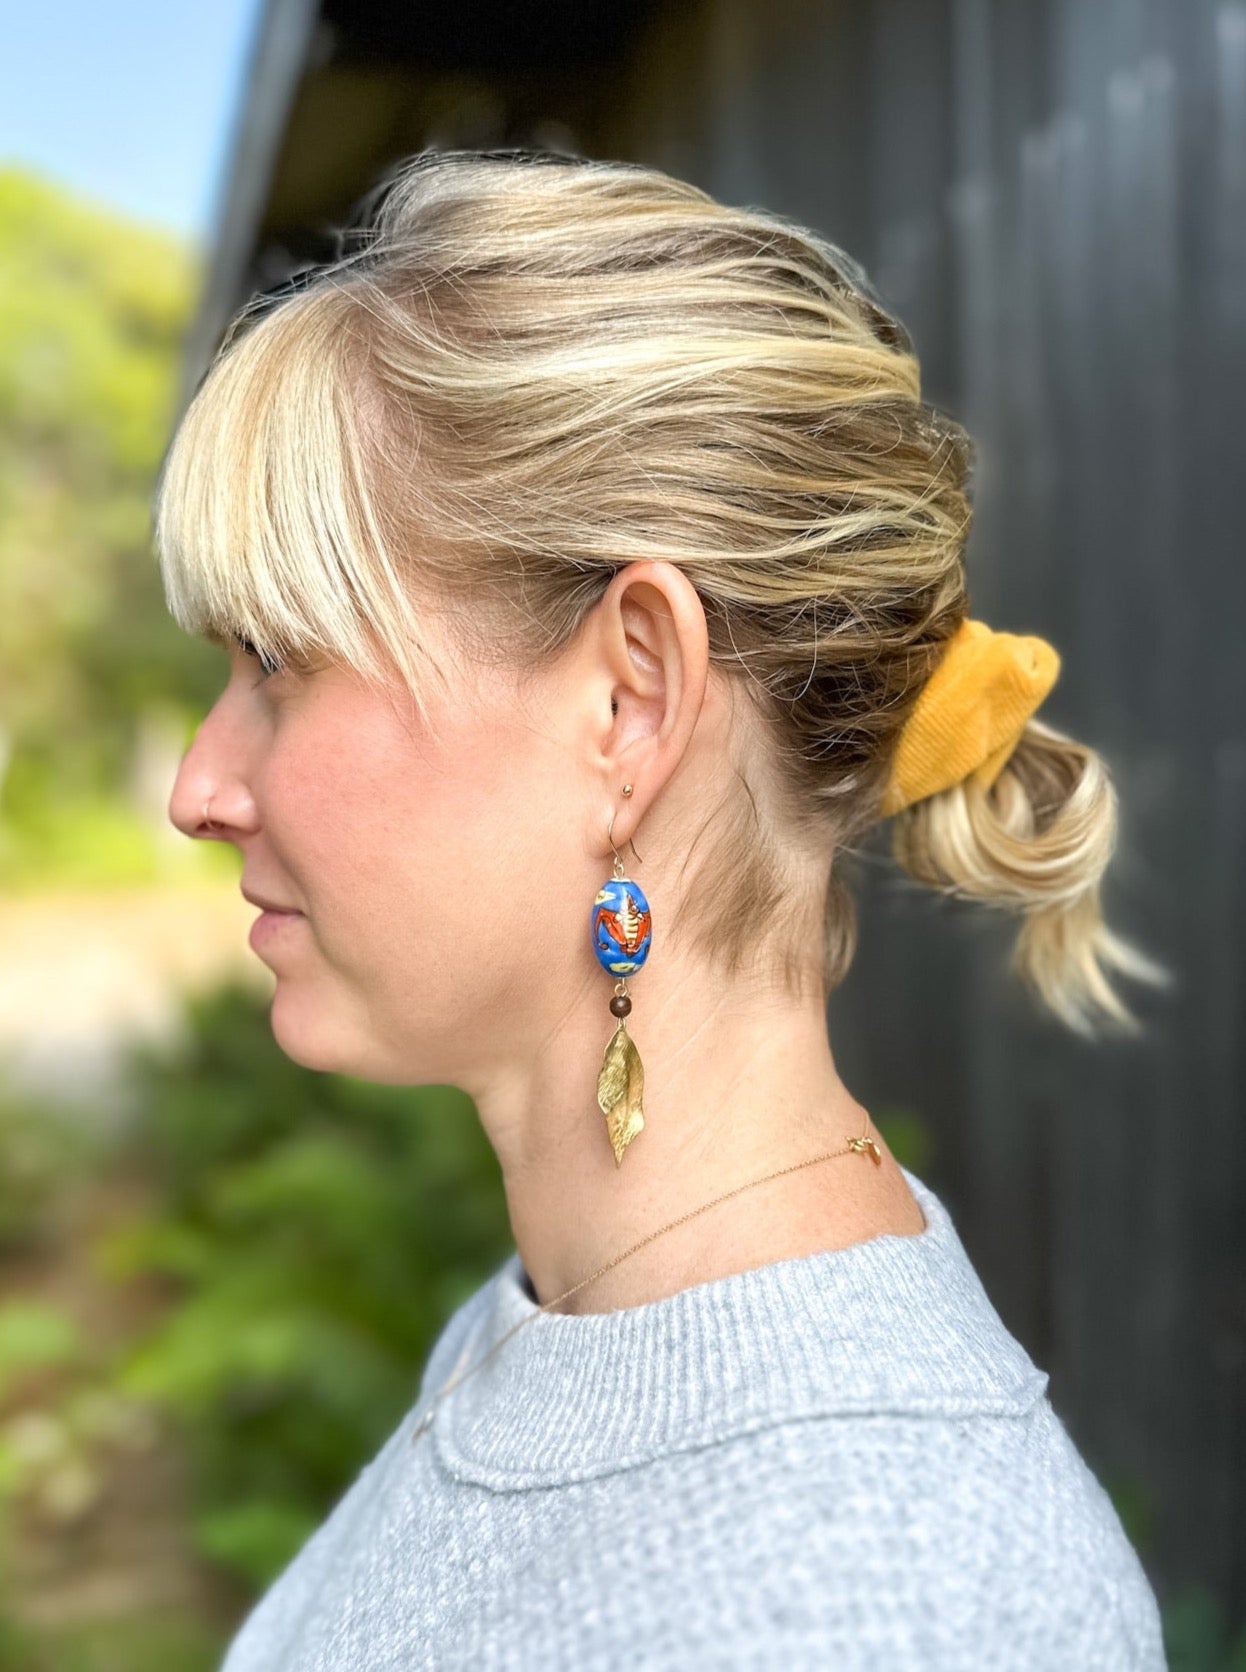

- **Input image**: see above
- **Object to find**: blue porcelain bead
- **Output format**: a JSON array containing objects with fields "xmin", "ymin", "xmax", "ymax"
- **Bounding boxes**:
[{"xmin": 590, "ymin": 877, "xmax": 653, "ymax": 976}]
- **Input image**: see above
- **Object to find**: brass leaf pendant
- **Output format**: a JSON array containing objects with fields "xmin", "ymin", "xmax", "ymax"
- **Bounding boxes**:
[{"xmin": 597, "ymin": 1023, "xmax": 645, "ymax": 1166}]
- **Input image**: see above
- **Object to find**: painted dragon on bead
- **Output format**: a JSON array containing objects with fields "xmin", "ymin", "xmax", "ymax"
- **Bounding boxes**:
[{"xmin": 593, "ymin": 890, "xmax": 651, "ymax": 959}]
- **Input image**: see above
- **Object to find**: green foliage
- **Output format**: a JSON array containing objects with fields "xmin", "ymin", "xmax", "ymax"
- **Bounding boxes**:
[
  {"xmin": 1099, "ymin": 1466, "xmax": 1157, "ymax": 1566},
  {"xmin": 0, "ymin": 1303, "xmax": 83, "ymax": 1401},
  {"xmin": 870, "ymin": 1103, "xmax": 934, "ymax": 1174},
  {"xmin": 0, "ymin": 1609, "xmax": 222, "ymax": 1672},
  {"xmin": 0, "ymin": 780, "xmax": 163, "ymax": 888},
  {"xmin": 1163, "ymin": 1584, "xmax": 1246, "ymax": 1671},
  {"xmin": 0, "ymin": 1088, "xmax": 97, "ymax": 1253},
  {"xmin": 98, "ymin": 980, "xmax": 512, "ymax": 1588},
  {"xmin": 0, "ymin": 169, "xmax": 191, "ymax": 461},
  {"xmin": 0, "ymin": 167, "xmax": 227, "ymax": 890},
  {"xmin": 0, "ymin": 168, "xmax": 196, "ymax": 733},
  {"xmin": 0, "ymin": 1608, "xmax": 49, "ymax": 1672}
]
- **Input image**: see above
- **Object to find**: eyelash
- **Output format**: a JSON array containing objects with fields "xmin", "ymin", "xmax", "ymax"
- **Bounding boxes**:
[{"xmin": 236, "ymin": 636, "xmax": 282, "ymax": 680}]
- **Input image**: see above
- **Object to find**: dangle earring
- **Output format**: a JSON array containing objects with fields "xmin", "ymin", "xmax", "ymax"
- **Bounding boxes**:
[{"xmin": 590, "ymin": 785, "xmax": 652, "ymax": 1167}]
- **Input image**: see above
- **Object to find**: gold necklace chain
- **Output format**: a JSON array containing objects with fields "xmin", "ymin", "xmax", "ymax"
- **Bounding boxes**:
[{"xmin": 411, "ymin": 1111, "xmax": 882, "ymax": 1443}]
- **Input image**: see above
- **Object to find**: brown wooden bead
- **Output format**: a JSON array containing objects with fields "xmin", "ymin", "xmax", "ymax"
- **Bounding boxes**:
[{"xmin": 609, "ymin": 993, "xmax": 632, "ymax": 1018}]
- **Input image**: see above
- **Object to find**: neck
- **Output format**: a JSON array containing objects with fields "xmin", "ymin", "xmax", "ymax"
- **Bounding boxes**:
[{"xmin": 463, "ymin": 964, "xmax": 923, "ymax": 1315}]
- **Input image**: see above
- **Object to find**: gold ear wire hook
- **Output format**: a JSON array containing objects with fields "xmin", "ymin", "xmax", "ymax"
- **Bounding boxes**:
[{"xmin": 607, "ymin": 810, "xmax": 643, "ymax": 876}]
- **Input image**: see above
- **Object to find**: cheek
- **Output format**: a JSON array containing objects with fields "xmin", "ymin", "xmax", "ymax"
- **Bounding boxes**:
[
  {"xmin": 267, "ymin": 699, "xmax": 545, "ymax": 986},
  {"xmin": 267, "ymin": 726, "xmax": 427, "ymax": 925}
]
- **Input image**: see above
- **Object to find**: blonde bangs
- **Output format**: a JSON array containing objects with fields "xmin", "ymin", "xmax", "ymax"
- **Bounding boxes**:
[{"xmin": 153, "ymin": 283, "xmax": 432, "ymax": 713}]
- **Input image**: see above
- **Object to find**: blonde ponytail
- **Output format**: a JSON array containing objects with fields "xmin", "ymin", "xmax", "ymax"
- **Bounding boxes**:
[{"xmin": 889, "ymin": 716, "xmax": 1173, "ymax": 1036}]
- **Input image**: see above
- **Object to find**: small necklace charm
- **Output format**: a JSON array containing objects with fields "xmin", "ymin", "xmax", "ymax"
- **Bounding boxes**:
[{"xmin": 846, "ymin": 1133, "xmax": 883, "ymax": 1165}]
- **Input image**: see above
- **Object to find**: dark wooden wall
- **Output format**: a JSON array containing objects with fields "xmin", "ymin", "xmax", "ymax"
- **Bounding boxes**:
[
  {"xmin": 591, "ymin": 0, "xmax": 1246, "ymax": 1624},
  {"xmin": 194, "ymin": 0, "xmax": 1245, "ymax": 1629}
]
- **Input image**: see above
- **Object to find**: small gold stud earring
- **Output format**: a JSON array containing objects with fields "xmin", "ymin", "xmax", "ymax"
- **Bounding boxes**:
[{"xmin": 622, "ymin": 784, "xmax": 633, "ymax": 797}]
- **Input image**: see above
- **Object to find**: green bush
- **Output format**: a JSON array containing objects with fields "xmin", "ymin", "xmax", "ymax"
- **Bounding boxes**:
[
  {"xmin": 0, "ymin": 1089, "xmax": 96, "ymax": 1253},
  {"xmin": 0, "ymin": 1609, "xmax": 222, "ymax": 1672},
  {"xmin": 98, "ymin": 979, "xmax": 512, "ymax": 1589}
]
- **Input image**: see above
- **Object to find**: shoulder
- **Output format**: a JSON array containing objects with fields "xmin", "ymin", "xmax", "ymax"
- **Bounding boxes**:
[{"xmin": 616, "ymin": 1397, "xmax": 1166, "ymax": 1670}]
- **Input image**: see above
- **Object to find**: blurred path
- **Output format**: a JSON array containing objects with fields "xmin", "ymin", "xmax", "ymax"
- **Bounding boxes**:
[{"xmin": 0, "ymin": 884, "xmax": 270, "ymax": 1124}]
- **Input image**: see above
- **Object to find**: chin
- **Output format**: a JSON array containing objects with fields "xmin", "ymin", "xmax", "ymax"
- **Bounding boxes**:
[
  {"xmin": 265, "ymin": 988, "xmax": 357, "ymax": 1075},
  {"xmin": 266, "ymin": 985, "xmax": 427, "ymax": 1084}
]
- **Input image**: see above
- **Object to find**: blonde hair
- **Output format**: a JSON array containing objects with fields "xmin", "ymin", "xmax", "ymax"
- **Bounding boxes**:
[{"xmin": 155, "ymin": 148, "xmax": 1170, "ymax": 1035}]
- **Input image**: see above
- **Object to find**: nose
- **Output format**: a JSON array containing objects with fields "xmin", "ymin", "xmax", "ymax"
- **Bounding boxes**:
[{"xmin": 167, "ymin": 706, "xmax": 259, "ymax": 843}]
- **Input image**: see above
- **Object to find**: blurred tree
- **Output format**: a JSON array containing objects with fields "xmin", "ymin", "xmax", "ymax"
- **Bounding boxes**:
[{"xmin": 0, "ymin": 169, "xmax": 226, "ymax": 877}]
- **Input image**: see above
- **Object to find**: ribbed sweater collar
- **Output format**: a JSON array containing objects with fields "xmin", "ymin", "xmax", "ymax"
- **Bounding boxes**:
[{"xmin": 430, "ymin": 1165, "xmax": 1049, "ymax": 1491}]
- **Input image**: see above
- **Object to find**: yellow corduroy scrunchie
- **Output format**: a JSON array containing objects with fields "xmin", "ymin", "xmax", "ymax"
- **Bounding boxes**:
[{"xmin": 879, "ymin": 618, "xmax": 1062, "ymax": 817}]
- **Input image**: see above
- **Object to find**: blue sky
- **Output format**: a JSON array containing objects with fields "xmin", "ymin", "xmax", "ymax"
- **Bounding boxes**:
[{"xmin": 0, "ymin": 0, "xmax": 264, "ymax": 242}]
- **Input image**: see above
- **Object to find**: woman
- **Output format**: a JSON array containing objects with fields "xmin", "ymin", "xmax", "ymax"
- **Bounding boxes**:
[{"xmin": 160, "ymin": 149, "xmax": 1169, "ymax": 1669}]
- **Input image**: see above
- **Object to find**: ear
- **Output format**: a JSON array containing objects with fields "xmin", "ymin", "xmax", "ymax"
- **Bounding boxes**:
[{"xmin": 593, "ymin": 560, "xmax": 710, "ymax": 855}]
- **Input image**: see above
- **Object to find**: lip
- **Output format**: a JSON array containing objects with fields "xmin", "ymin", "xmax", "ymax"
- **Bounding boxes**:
[
  {"xmin": 248, "ymin": 907, "xmax": 303, "ymax": 952},
  {"xmin": 242, "ymin": 887, "xmax": 300, "ymax": 913}
]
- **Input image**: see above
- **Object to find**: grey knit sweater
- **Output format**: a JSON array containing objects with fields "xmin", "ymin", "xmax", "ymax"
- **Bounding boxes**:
[{"xmin": 218, "ymin": 1164, "xmax": 1166, "ymax": 1670}]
